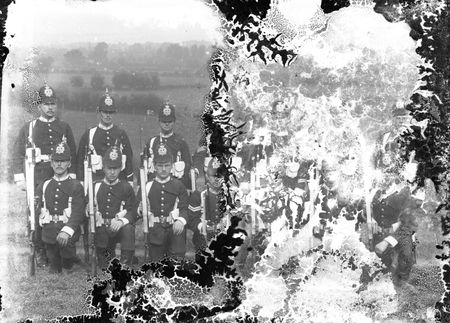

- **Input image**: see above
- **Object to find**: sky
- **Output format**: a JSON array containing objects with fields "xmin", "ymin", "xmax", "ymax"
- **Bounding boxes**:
[{"xmin": 4, "ymin": 0, "xmax": 224, "ymax": 48}]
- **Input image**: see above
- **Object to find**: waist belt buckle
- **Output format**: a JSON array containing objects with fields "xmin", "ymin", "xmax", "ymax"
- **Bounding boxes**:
[{"xmin": 105, "ymin": 218, "xmax": 112, "ymax": 226}]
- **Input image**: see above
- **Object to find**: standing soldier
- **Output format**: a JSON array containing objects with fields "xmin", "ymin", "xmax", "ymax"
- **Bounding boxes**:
[
  {"xmin": 138, "ymin": 143, "xmax": 189, "ymax": 262},
  {"xmin": 90, "ymin": 146, "xmax": 137, "ymax": 269},
  {"xmin": 146, "ymin": 103, "xmax": 192, "ymax": 189},
  {"xmin": 187, "ymin": 157, "xmax": 224, "ymax": 262},
  {"xmin": 13, "ymin": 83, "xmax": 77, "ymax": 266},
  {"xmin": 76, "ymin": 89, "xmax": 133, "ymax": 184},
  {"xmin": 35, "ymin": 141, "xmax": 85, "ymax": 274}
]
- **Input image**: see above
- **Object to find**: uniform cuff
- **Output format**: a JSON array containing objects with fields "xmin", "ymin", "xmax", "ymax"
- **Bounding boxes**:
[
  {"xmin": 69, "ymin": 173, "xmax": 77, "ymax": 179},
  {"xmin": 384, "ymin": 236, "xmax": 398, "ymax": 247},
  {"xmin": 176, "ymin": 217, "xmax": 187, "ymax": 226},
  {"xmin": 14, "ymin": 173, "xmax": 25, "ymax": 182},
  {"xmin": 119, "ymin": 218, "xmax": 129, "ymax": 225},
  {"xmin": 197, "ymin": 222, "xmax": 203, "ymax": 232},
  {"xmin": 61, "ymin": 226, "xmax": 75, "ymax": 237}
]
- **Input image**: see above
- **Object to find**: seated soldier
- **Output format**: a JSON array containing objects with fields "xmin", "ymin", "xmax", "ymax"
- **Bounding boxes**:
[
  {"xmin": 35, "ymin": 141, "xmax": 85, "ymax": 274},
  {"xmin": 137, "ymin": 143, "xmax": 189, "ymax": 262},
  {"xmin": 92, "ymin": 146, "xmax": 137, "ymax": 268},
  {"xmin": 375, "ymin": 207, "xmax": 418, "ymax": 289},
  {"xmin": 187, "ymin": 157, "xmax": 225, "ymax": 262}
]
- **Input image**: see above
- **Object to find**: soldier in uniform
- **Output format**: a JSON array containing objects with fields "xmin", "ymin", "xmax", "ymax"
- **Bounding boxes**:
[
  {"xmin": 146, "ymin": 103, "xmax": 192, "ymax": 189},
  {"xmin": 76, "ymin": 89, "xmax": 133, "ymax": 184},
  {"xmin": 13, "ymin": 83, "xmax": 77, "ymax": 266},
  {"xmin": 91, "ymin": 146, "xmax": 137, "ymax": 268},
  {"xmin": 138, "ymin": 143, "xmax": 189, "ymax": 262},
  {"xmin": 35, "ymin": 141, "xmax": 85, "ymax": 273},
  {"xmin": 187, "ymin": 157, "xmax": 224, "ymax": 262}
]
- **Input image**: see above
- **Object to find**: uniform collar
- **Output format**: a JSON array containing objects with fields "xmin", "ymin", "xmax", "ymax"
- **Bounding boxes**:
[
  {"xmin": 98, "ymin": 123, "xmax": 114, "ymax": 130},
  {"xmin": 53, "ymin": 174, "xmax": 70, "ymax": 182},
  {"xmin": 155, "ymin": 176, "xmax": 171, "ymax": 184},
  {"xmin": 38, "ymin": 116, "xmax": 56, "ymax": 123},
  {"xmin": 103, "ymin": 178, "xmax": 119, "ymax": 186},
  {"xmin": 160, "ymin": 132, "xmax": 174, "ymax": 139}
]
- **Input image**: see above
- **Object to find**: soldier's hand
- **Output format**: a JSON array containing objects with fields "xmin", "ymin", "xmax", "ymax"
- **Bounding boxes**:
[
  {"xmin": 110, "ymin": 218, "xmax": 124, "ymax": 232},
  {"xmin": 56, "ymin": 231, "xmax": 70, "ymax": 247},
  {"xmin": 173, "ymin": 220, "xmax": 185, "ymax": 235}
]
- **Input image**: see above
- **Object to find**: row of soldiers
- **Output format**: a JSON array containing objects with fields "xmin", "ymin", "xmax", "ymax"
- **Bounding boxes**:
[
  {"xmin": 14, "ymin": 83, "xmax": 223, "ymax": 274},
  {"xmin": 14, "ymin": 82, "xmax": 419, "ymax": 289}
]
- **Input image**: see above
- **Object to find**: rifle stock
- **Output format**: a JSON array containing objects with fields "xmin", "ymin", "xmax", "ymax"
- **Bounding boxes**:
[
  {"xmin": 200, "ymin": 190, "xmax": 207, "ymax": 236},
  {"xmin": 190, "ymin": 168, "xmax": 196, "ymax": 192},
  {"xmin": 25, "ymin": 147, "xmax": 36, "ymax": 276},
  {"xmin": 140, "ymin": 164, "xmax": 149, "ymax": 263},
  {"xmin": 87, "ymin": 155, "xmax": 97, "ymax": 275}
]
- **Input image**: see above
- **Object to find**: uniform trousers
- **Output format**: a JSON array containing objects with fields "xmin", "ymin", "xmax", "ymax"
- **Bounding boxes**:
[
  {"xmin": 148, "ymin": 223, "xmax": 186, "ymax": 262},
  {"xmin": 42, "ymin": 222, "xmax": 80, "ymax": 273},
  {"xmin": 94, "ymin": 223, "xmax": 135, "ymax": 267}
]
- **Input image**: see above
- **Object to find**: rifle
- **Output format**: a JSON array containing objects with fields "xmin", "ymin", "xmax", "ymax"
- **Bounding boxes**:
[
  {"xmin": 140, "ymin": 148, "xmax": 150, "ymax": 263},
  {"xmin": 25, "ymin": 144, "xmax": 37, "ymax": 276},
  {"xmin": 190, "ymin": 168, "xmax": 197, "ymax": 192},
  {"xmin": 87, "ymin": 152, "xmax": 97, "ymax": 275},
  {"xmin": 82, "ymin": 144, "xmax": 90, "ymax": 264},
  {"xmin": 200, "ymin": 190, "xmax": 207, "ymax": 237}
]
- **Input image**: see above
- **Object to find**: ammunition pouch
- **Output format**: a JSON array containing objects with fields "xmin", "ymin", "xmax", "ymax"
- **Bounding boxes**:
[
  {"xmin": 172, "ymin": 161, "xmax": 185, "ymax": 178},
  {"xmin": 91, "ymin": 154, "xmax": 103, "ymax": 172}
]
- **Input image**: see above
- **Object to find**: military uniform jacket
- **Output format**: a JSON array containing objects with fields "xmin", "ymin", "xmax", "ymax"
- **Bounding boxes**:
[
  {"xmin": 137, "ymin": 177, "xmax": 188, "ymax": 223},
  {"xmin": 13, "ymin": 117, "xmax": 77, "ymax": 180},
  {"xmin": 76, "ymin": 124, "xmax": 133, "ymax": 181},
  {"xmin": 94, "ymin": 179, "xmax": 137, "ymax": 224},
  {"xmin": 372, "ymin": 188, "xmax": 410, "ymax": 228},
  {"xmin": 35, "ymin": 176, "xmax": 85, "ymax": 244},
  {"xmin": 147, "ymin": 133, "xmax": 191, "ymax": 176},
  {"xmin": 187, "ymin": 188, "xmax": 220, "ymax": 232}
]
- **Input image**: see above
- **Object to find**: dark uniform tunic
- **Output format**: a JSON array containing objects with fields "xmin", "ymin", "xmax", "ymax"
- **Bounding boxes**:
[
  {"xmin": 13, "ymin": 117, "xmax": 77, "ymax": 184},
  {"xmin": 137, "ymin": 177, "xmax": 189, "ymax": 261},
  {"xmin": 94, "ymin": 179, "xmax": 137, "ymax": 251},
  {"xmin": 147, "ymin": 134, "xmax": 191, "ymax": 187},
  {"xmin": 76, "ymin": 125, "xmax": 133, "ymax": 182},
  {"xmin": 35, "ymin": 176, "xmax": 85, "ymax": 265},
  {"xmin": 187, "ymin": 187, "xmax": 221, "ymax": 253}
]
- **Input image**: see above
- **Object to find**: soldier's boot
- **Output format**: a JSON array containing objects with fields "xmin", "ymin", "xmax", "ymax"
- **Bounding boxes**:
[
  {"xmin": 96, "ymin": 247, "xmax": 108, "ymax": 269},
  {"xmin": 47, "ymin": 251, "xmax": 62, "ymax": 274},
  {"xmin": 61, "ymin": 257, "xmax": 75, "ymax": 274},
  {"xmin": 36, "ymin": 247, "xmax": 48, "ymax": 267},
  {"xmin": 120, "ymin": 250, "xmax": 135, "ymax": 267}
]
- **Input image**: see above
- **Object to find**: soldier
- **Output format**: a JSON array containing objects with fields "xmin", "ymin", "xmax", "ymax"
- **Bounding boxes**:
[
  {"xmin": 91, "ymin": 146, "xmax": 137, "ymax": 268},
  {"xmin": 76, "ymin": 89, "xmax": 133, "ymax": 184},
  {"xmin": 13, "ymin": 83, "xmax": 77, "ymax": 266},
  {"xmin": 146, "ymin": 103, "xmax": 192, "ymax": 189},
  {"xmin": 35, "ymin": 141, "xmax": 85, "ymax": 274},
  {"xmin": 187, "ymin": 157, "xmax": 225, "ymax": 261},
  {"xmin": 138, "ymin": 143, "xmax": 189, "ymax": 262},
  {"xmin": 375, "ymin": 207, "xmax": 419, "ymax": 289}
]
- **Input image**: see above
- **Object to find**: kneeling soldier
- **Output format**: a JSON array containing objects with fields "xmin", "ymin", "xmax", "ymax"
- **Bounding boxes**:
[
  {"xmin": 92, "ymin": 146, "xmax": 137, "ymax": 268},
  {"xmin": 35, "ymin": 141, "xmax": 85, "ymax": 274},
  {"xmin": 138, "ymin": 143, "xmax": 189, "ymax": 262}
]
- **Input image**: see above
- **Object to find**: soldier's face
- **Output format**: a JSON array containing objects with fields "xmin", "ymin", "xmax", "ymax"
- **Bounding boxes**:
[
  {"xmin": 51, "ymin": 160, "xmax": 71, "ymax": 175},
  {"xmin": 39, "ymin": 102, "xmax": 57, "ymax": 119},
  {"xmin": 155, "ymin": 161, "xmax": 172, "ymax": 179},
  {"xmin": 206, "ymin": 170, "xmax": 223, "ymax": 189},
  {"xmin": 159, "ymin": 121, "xmax": 174, "ymax": 133},
  {"xmin": 104, "ymin": 165, "xmax": 121, "ymax": 182},
  {"xmin": 99, "ymin": 111, "xmax": 115, "ymax": 125}
]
